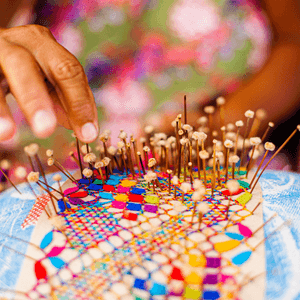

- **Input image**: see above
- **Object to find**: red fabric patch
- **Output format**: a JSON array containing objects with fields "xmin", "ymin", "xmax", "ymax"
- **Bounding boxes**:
[
  {"xmin": 123, "ymin": 211, "xmax": 138, "ymax": 221},
  {"xmin": 21, "ymin": 194, "xmax": 51, "ymax": 229},
  {"xmin": 103, "ymin": 185, "xmax": 115, "ymax": 192},
  {"xmin": 34, "ymin": 261, "xmax": 47, "ymax": 280},
  {"xmin": 69, "ymin": 191, "xmax": 88, "ymax": 198},
  {"xmin": 128, "ymin": 194, "xmax": 144, "ymax": 203},
  {"xmin": 94, "ymin": 169, "xmax": 106, "ymax": 175},
  {"xmin": 170, "ymin": 267, "xmax": 184, "ymax": 281},
  {"xmin": 222, "ymin": 188, "xmax": 244, "ymax": 196}
]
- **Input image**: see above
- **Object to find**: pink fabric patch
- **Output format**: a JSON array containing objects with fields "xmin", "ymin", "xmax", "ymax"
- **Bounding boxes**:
[
  {"xmin": 63, "ymin": 186, "xmax": 79, "ymax": 196},
  {"xmin": 112, "ymin": 201, "xmax": 126, "ymax": 209},
  {"xmin": 238, "ymin": 223, "xmax": 252, "ymax": 238},
  {"xmin": 117, "ymin": 185, "xmax": 130, "ymax": 193}
]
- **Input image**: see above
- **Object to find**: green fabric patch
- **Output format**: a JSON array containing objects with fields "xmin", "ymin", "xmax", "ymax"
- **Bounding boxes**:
[
  {"xmin": 93, "ymin": 179, "xmax": 104, "ymax": 185},
  {"xmin": 238, "ymin": 180, "xmax": 250, "ymax": 189}
]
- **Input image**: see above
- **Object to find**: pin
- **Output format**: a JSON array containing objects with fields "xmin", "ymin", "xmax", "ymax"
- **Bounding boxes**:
[
  {"xmin": 250, "ymin": 213, "xmax": 277, "ymax": 237},
  {"xmin": 95, "ymin": 161, "xmax": 104, "ymax": 184},
  {"xmin": 211, "ymin": 140, "xmax": 217, "ymax": 197},
  {"xmin": 188, "ymin": 162, "xmax": 193, "ymax": 184},
  {"xmin": 171, "ymin": 176, "xmax": 179, "ymax": 200},
  {"xmin": 251, "ymin": 125, "xmax": 300, "ymax": 193},
  {"xmin": 0, "ymin": 167, "xmax": 21, "ymax": 194},
  {"xmin": 253, "ymin": 219, "xmax": 291, "ymax": 250},
  {"xmin": 197, "ymin": 203, "xmax": 210, "ymax": 230},
  {"xmin": 249, "ymin": 142, "xmax": 275, "ymax": 188},
  {"xmin": 246, "ymin": 137, "xmax": 261, "ymax": 178},
  {"xmin": 143, "ymin": 146, "xmax": 150, "ymax": 170},
  {"xmin": 132, "ymin": 138, "xmax": 141, "ymax": 177},
  {"xmin": 27, "ymin": 172, "xmax": 58, "ymax": 215},
  {"xmin": 261, "ymin": 122, "xmax": 274, "ymax": 143},
  {"xmin": 249, "ymin": 109, "xmax": 267, "ymax": 138},
  {"xmin": 229, "ymin": 155, "xmax": 240, "ymax": 180},
  {"xmin": 224, "ymin": 140, "xmax": 233, "ymax": 183},
  {"xmin": 196, "ymin": 139, "xmax": 201, "ymax": 180},
  {"xmin": 69, "ymin": 151, "xmax": 80, "ymax": 167},
  {"xmin": 137, "ymin": 152, "xmax": 146, "ymax": 175},
  {"xmin": 251, "ymin": 198, "xmax": 264, "ymax": 214},
  {"xmin": 239, "ymin": 110, "xmax": 254, "ymax": 174},
  {"xmin": 75, "ymin": 136, "xmax": 83, "ymax": 178},
  {"xmin": 199, "ymin": 150, "xmax": 209, "ymax": 186},
  {"xmin": 126, "ymin": 143, "xmax": 135, "ymax": 177},
  {"xmin": 47, "ymin": 158, "xmax": 76, "ymax": 183},
  {"xmin": 38, "ymin": 180, "xmax": 63, "ymax": 196},
  {"xmin": 204, "ymin": 106, "xmax": 215, "ymax": 144},
  {"xmin": 191, "ymin": 189, "xmax": 205, "ymax": 224},
  {"xmin": 184, "ymin": 95, "xmax": 187, "ymax": 124},
  {"xmin": 167, "ymin": 170, "xmax": 172, "ymax": 195}
]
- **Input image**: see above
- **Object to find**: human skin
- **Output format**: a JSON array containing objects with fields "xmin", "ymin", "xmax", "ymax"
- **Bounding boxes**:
[
  {"xmin": 0, "ymin": 0, "xmax": 99, "ymax": 143},
  {"xmin": 0, "ymin": 0, "xmax": 300, "ymax": 142}
]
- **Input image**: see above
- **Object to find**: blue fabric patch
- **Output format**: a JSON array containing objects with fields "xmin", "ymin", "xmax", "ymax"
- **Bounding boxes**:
[
  {"xmin": 98, "ymin": 192, "xmax": 114, "ymax": 200},
  {"xmin": 203, "ymin": 291, "xmax": 220, "ymax": 299},
  {"xmin": 88, "ymin": 184, "xmax": 103, "ymax": 191},
  {"xmin": 78, "ymin": 178, "xmax": 90, "ymax": 185},
  {"xmin": 106, "ymin": 179, "xmax": 120, "ymax": 186},
  {"xmin": 58, "ymin": 200, "xmax": 71, "ymax": 212},
  {"xmin": 126, "ymin": 203, "xmax": 142, "ymax": 211},
  {"xmin": 40, "ymin": 231, "xmax": 53, "ymax": 249},
  {"xmin": 131, "ymin": 188, "xmax": 146, "ymax": 195},
  {"xmin": 110, "ymin": 174, "xmax": 126, "ymax": 180},
  {"xmin": 225, "ymin": 232, "xmax": 244, "ymax": 241},
  {"xmin": 49, "ymin": 257, "xmax": 66, "ymax": 269},
  {"xmin": 133, "ymin": 278, "xmax": 147, "ymax": 290},
  {"xmin": 150, "ymin": 282, "xmax": 167, "ymax": 295},
  {"xmin": 232, "ymin": 251, "xmax": 252, "ymax": 266}
]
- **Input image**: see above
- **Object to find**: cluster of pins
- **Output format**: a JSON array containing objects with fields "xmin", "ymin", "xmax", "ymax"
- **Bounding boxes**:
[
  {"xmin": 0, "ymin": 97, "xmax": 296, "ymax": 300},
  {"xmin": 2, "ymin": 96, "xmax": 298, "ymax": 226}
]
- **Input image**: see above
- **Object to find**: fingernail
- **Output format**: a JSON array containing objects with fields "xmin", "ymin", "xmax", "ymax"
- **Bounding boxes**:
[
  {"xmin": 0, "ymin": 118, "xmax": 15, "ymax": 140},
  {"xmin": 81, "ymin": 122, "xmax": 98, "ymax": 142},
  {"xmin": 32, "ymin": 110, "xmax": 57, "ymax": 137}
]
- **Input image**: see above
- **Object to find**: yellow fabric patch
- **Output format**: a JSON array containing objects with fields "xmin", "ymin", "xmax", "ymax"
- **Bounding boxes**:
[
  {"xmin": 145, "ymin": 195, "xmax": 160, "ymax": 204},
  {"xmin": 237, "ymin": 192, "xmax": 252, "ymax": 205},
  {"xmin": 214, "ymin": 240, "xmax": 241, "ymax": 253},
  {"xmin": 120, "ymin": 180, "xmax": 136, "ymax": 187},
  {"xmin": 184, "ymin": 286, "xmax": 202, "ymax": 299},
  {"xmin": 185, "ymin": 272, "xmax": 202, "ymax": 285},
  {"xmin": 114, "ymin": 194, "xmax": 129, "ymax": 202},
  {"xmin": 189, "ymin": 254, "xmax": 206, "ymax": 267}
]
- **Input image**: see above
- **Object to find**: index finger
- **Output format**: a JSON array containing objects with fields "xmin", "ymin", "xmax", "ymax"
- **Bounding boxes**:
[{"xmin": 28, "ymin": 31, "xmax": 99, "ymax": 143}]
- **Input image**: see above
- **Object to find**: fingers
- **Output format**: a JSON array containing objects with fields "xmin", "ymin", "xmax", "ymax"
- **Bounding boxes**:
[
  {"xmin": 0, "ymin": 88, "xmax": 16, "ymax": 141},
  {"xmin": 33, "ymin": 39, "xmax": 99, "ymax": 143},
  {"xmin": 47, "ymin": 83, "xmax": 72, "ymax": 129},
  {"xmin": 0, "ymin": 40, "xmax": 57, "ymax": 138},
  {"xmin": 0, "ymin": 25, "xmax": 99, "ymax": 142}
]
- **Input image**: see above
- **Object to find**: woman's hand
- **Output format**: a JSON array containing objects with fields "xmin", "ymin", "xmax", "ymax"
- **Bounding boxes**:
[{"xmin": 0, "ymin": 25, "xmax": 99, "ymax": 142}]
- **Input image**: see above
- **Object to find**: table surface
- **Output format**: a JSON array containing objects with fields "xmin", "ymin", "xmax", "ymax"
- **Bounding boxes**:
[{"xmin": 0, "ymin": 170, "xmax": 299, "ymax": 300}]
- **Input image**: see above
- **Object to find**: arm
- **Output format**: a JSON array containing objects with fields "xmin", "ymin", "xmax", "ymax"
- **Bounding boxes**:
[{"xmin": 224, "ymin": 0, "xmax": 300, "ymax": 127}]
